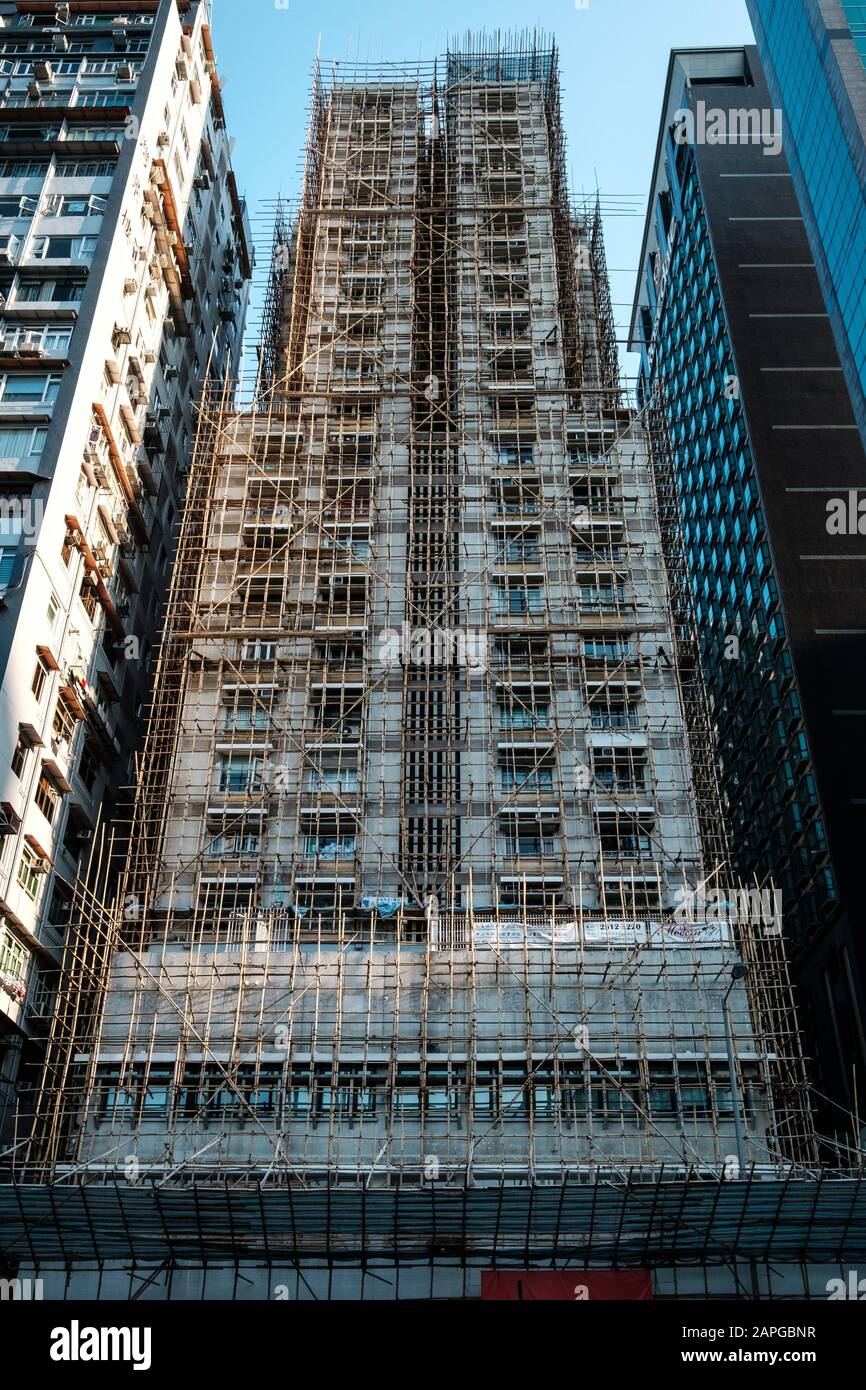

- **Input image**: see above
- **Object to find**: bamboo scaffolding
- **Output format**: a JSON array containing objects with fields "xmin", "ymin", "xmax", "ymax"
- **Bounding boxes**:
[{"xmin": 19, "ymin": 34, "xmax": 823, "ymax": 1201}]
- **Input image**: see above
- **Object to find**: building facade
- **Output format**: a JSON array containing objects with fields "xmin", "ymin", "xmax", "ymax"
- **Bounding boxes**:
[
  {"xmin": 746, "ymin": 0, "xmax": 866, "ymax": 449},
  {"xmin": 3, "ymin": 39, "xmax": 838, "ymax": 1302},
  {"xmin": 0, "ymin": 0, "xmax": 251, "ymax": 1142},
  {"xmin": 630, "ymin": 47, "xmax": 866, "ymax": 1138}
]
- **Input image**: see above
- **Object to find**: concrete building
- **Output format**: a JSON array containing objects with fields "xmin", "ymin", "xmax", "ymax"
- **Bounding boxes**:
[
  {"xmin": 629, "ymin": 46, "xmax": 866, "ymax": 1139},
  {"xmin": 6, "ymin": 36, "xmax": 855, "ymax": 1303},
  {"xmin": 747, "ymin": 0, "xmax": 866, "ymax": 449},
  {"xmin": 0, "ymin": 0, "xmax": 252, "ymax": 1142}
]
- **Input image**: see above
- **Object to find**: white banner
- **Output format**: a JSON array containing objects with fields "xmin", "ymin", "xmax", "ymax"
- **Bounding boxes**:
[{"xmin": 470, "ymin": 918, "xmax": 730, "ymax": 949}]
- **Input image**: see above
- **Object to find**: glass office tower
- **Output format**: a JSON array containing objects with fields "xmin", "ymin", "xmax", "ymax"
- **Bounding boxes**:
[
  {"xmin": 631, "ymin": 46, "xmax": 866, "ymax": 1137},
  {"xmin": 747, "ymin": 0, "xmax": 866, "ymax": 448}
]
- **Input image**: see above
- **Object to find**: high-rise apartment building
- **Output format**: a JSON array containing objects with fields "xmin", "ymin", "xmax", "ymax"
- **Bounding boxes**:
[
  {"xmin": 0, "ymin": 0, "xmax": 251, "ymax": 1140},
  {"xmin": 747, "ymin": 0, "xmax": 866, "ymax": 449},
  {"xmin": 2, "ymin": 38, "xmax": 843, "ymax": 1303},
  {"xmin": 630, "ymin": 47, "xmax": 866, "ymax": 1135}
]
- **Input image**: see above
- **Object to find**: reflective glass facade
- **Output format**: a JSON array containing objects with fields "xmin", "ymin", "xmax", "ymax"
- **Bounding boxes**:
[
  {"xmin": 748, "ymin": 0, "xmax": 866, "ymax": 445},
  {"xmin": 842, "ymin": 1, "xmax": 866, "ymax": 65},
  {"xmin": 636, "ymin": 139, "xmax": 837, "ymax": 943}
]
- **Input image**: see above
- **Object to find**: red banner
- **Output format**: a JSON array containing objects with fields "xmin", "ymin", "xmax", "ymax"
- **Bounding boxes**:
[{"xmin": 481, "ymin": 1271, "xmax": 653, "ymax": 1301}]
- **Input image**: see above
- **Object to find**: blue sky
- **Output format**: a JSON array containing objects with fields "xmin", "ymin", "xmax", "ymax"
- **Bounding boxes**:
[{"xmin": 210, "ymin": 0, "xmax": 755, "ymax": 378}]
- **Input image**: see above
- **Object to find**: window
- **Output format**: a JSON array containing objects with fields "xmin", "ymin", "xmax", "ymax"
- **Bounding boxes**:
[
  {"xmin": 79, "ymin": 574, "xmax": 98, "ymax": 619},
  {"xmin": 31, "ymin": 655, "xmax": 49, "ymax": 701},
  {"xmin": 0, "ymin": 196, "xmax": 36, "ymax": 218},
  {"xmin": 0, "ymin": 161, "xmax": 50, "ymax": 177},
  {"xmin": 0, "ymin": 545, "xmax": 17, "ymax": 591},
  {"xmin": 499, "ymin": 700, "xmax": 549, "ymax": 731},
  {"xmin": 601, "ymin": 879, "xmax": 661, "ymax": 914},
  {"xmin": 27, "ymin": 235, "xmax": 97, "ymax": 262},
  {"xmin": 0, "ymin": 426, "xmax": 48, "ymax": 460},
  {"xmin": 207, "ymin": 832, "xmax": 261, "ymax": 860},
  {"xmin": 34, "ymin": 771, "xmax": 60, "ymax": 823},
  {"xmin": 499, "ymin": 753, "xmax": 555, "ymax": 793},
  {"xmin": 498, "ymin": 582, "xmax": 544, "ymax": 616},
  {"xmin": 598, "ymin": 817, "xmax": 655, "ymax": 860},
  {"xmin": 592, "ymin": 747, "xmax": 648, "ymax": 793},
  {"xmin": 54, "ymin": 160, "xmax": 116, "ymax": 178},
  {"xmin": 504, "ymin": 833, "xmax": 558, "ymax": 859},
  {"xmin": 218, "ymin": 754, "xmax": 263, "ymax": 794},
  {"xmin": 52, "ymin": 699, "xmax": 75, "ymax": 745},
  {"xmin": 77, "ymin": 746, "xmax": 97, "ymax": 792},
  {"xmin": 42, "ymin": 194, "xmax": 106, "ymax": 217},
  {"xmin": 11, "ymin": 735, "xmax": 27, "ymax": 779},
  {"xmin": 17, "ymin": 845, "xmax": 42, "ymax": 898},
  {"xmin": 0, "ymin": 373, "xmax": 61, "ymax": 404},
  {"xmin": 305, "ymin": 761, "xmax": 359, "ymax": 794},
  {"xmin": 223, "ymin": 704, "xmax": 270, "ymax": 732},
  {"xmin": 584, "ymin": 637, "xmax": 632, "ymax": 663},
  {"xmin": 241, "ymin": 639, "xmax": 276, "ymax": 661},
  {"xmin": 303, "ymin": 832, "xmax": 356, "ymax": 861},
  {"xmin": 591, "ymin": 702, "xmax": 638, "ymax": 730},
  {"xmin": 14, "ymin": 280, "xmax": 84, "ymax": 305},
  {"xmin": 0, "ymin": 926, "xmax": 27, "ymax": 982}
]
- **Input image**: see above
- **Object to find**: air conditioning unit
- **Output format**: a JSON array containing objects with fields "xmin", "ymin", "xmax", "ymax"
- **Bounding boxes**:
[
  {"xmin": 123, "ymin": 277, "xmax": 137, "ymax": 295},
  {"xmin": 18, "ymin": 333, "xmax": 44, "ymax": 357},
  {"xmin": 193, "ymin": 173, "xmax": 210, "ymax": 191},
  {"xmin": 156, "ymin": 131, "xmax": 170, "ymax": 148},
  {"xmin": 165, "ymin": 231, "xmax": 178, "ymax": 247},
  {"xmin": 116, "ymin": 64, "xmax": 134, "ymax": 83},
  {"xmin": 34, "ymin": 61, "xmax": 53, "ymax": 82},
  {"xmin": 112, "ymin": 324, "xmax": 132, "ymax": 346},
  {"xmin": 28, "ymin": 80, "xmax": 41, "ymax": 99},
  {"xmin": 163, "ymin": 364, "xmax": 179, "ymax": 381},
  {"xmin": 52, "ymin": 34, "xmax": 69, "ymax": 54},
  {"xmin": 203, "ymin": 60, "xmax": 216, "ymax": 76},
  {"xmin": 142, "ymin": 204, "xmax": 156, "ymax": 222},
  {"xmin": 112, "ymin": 25, "xmax": 129, "ymax": 51},
  {"xmin": 142, "ymin": 349, "xmax": 157, "ymax": 364},
  {"xmin": 175, "ymin": 59, "xmax": 189, "ymax": 82},
  {"xmin": 150, "ymin": 165, "xmax": 165, "ymax": 185}
]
